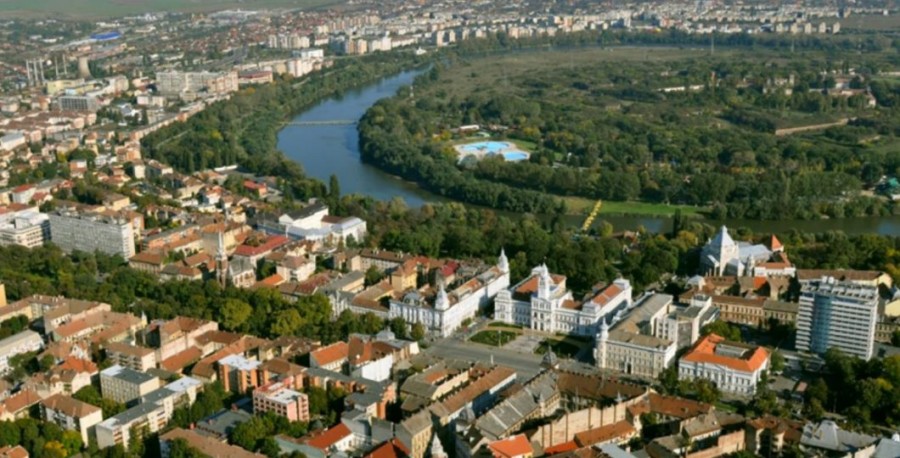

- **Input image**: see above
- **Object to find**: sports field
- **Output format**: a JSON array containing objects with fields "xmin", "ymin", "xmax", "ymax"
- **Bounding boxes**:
[{"xmin": 0, "ymin": 0, "xmax": 344, "ymax": 19}]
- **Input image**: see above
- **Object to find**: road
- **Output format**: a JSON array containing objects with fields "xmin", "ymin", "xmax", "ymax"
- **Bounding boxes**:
[{"xmin": 425, "ymin": 337, "xmax": 544, "ymax": 382}]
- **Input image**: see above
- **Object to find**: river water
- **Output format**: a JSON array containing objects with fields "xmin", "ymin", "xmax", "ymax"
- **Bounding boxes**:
[{"xmin": 277, "ymin": 71, "xmax": 900, "ymax": 236}]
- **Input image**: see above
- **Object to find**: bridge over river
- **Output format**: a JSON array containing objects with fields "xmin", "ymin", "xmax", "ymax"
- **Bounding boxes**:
[{"xmin": 283, "ymin": 119, "xmax": 356, "ymax": 126}]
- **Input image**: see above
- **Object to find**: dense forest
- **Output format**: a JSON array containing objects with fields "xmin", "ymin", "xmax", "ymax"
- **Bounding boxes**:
[{"xmin": 359, "ymin": 32, "xmax": 900, "ymax": 219}]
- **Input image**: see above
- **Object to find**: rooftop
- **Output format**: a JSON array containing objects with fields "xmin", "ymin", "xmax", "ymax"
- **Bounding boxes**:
[{"xmin": 680, "ymin": 333, "xmax": 769, "ymax": 373}]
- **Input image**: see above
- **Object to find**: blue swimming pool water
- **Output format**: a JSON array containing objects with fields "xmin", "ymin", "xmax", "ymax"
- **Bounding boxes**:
[
  {"xmin": 456, "ymin": 141, "xmax": 529, "ymax": 162},
  {"xmin": 501, "ymin": 152, "xmax": 529, "ymax": 161},
  {"xmin": 457, "ymin": 141, "xmax": 511, "ymax": 154}
]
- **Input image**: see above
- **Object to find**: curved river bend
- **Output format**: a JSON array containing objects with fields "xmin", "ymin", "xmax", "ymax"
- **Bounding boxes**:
[{"xmin": 277, "ymin": 71, "xmax": 900, "ymax": 236}]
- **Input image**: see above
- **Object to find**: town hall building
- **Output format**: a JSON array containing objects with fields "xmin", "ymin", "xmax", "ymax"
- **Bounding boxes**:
[{"xmin": 494, "ymin": 264, "xmax": 632, "ymax": 336}]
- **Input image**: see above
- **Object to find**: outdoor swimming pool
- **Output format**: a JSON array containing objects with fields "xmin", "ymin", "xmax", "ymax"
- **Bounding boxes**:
[{"xmin": 455, "ymin": 141, "xmax": 530, "ymax": 162}]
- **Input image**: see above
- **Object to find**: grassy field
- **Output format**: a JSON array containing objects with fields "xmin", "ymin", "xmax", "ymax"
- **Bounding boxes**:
[
  {"xmin": 564, "ymin": 196, "xmax": 706, "ymax": 217},
  {"xmin": 0, "ymin": 0, "xmax": 344, "ymax": 19},
  {"xmin": 470, "ymin": 330, "xmax": 518, "ymax": 347}
]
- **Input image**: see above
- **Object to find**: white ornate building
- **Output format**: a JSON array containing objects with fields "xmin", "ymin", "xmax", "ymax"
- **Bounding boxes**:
[
  {"xmin": 700, "ymin": 226, "xmax": 774, "ymax": 276},
  {"xmin": 388, "ymin": 251, "xmax": 510, "ymax": 337},
  {"xmin": 494, "ymin": 264, "xmax": 632, "ymax": 336}
]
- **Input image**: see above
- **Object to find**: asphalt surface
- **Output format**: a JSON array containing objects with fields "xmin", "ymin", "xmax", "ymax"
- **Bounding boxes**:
[{"xmin": 426, "ymin": 337, "xmax": 544, "ymax": 382}]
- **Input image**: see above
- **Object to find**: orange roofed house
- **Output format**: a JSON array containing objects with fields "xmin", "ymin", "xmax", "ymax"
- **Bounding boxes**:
[
  {"xmin": 488, "ymin": 434, "xmax": 534, "ymax": 458},
  {"xmin": 677, "ymin": 333, "xmax": 769, "ymax": 395}
]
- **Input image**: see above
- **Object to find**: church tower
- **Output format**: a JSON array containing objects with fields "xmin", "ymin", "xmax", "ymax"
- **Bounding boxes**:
[
  {"xmin": 435, "ymin": 282, "xmax": 450, "ymax": 311},
  {"xmin": 498, "ymin": 248, "xmax": 509, "ymax": 274},
  {"xmin": 216, "ymin": 229, "xmax": 228, "ymax": 288},
  {"xmin": 537, "ymin": 264, "xmax": 552, "ymax": 300},
  {"xmin": 595, "ymin": 317, "xmax": 609, "ymax": 369},
  {"xmin": 430, "ymin": 434, "xmax": 448, "ymax": 458}
]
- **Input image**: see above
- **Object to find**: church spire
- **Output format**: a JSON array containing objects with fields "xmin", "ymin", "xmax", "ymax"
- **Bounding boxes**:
[
  {"xmin": 435, "ymin": 282, "xmax": 449, "ymax": 311},
  {"xmin": 537, "ymin": 264, "xmax": 552, "ymax": 299},
  {"xmin": 498, "ymin": 248, "xmax": 509, "ymax": 274},
  {"xmin": 216, "ymin": 227, "xmax": 228, "ymax": 288}
]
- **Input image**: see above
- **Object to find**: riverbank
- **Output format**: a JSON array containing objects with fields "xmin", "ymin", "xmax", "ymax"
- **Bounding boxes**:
[{"xmin": 563, "ymin": 196, "xmax": 707, "ymax": 217}]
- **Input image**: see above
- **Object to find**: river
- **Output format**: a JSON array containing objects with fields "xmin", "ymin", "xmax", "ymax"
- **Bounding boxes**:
[{"xmin": 277, "ymin": 71, "xmax": 900, "ymax": 236}]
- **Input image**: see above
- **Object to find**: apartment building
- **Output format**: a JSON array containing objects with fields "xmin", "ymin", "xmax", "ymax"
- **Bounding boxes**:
[
  {"xmin": 100, "ymin": 365, "xmax": 160, "ymax": 405},
  {"xmin": 40, "ymin": 394, "xmax": 103, "ymax": 444},
  {"xmin": 0, "ymin": 330, "xmax": 43, "ymax": 374},
  {"xmin": 252, "ymin": 377, "xmax": 309, "ymax": 422},
  {"xmin": 797, "ymin": 277, "xmax": 879, "ymax": 359},
  {"xmin": 105, "ymin": 342, "xmax": 157, "ymax": 372},
  {"xmin": 96, "ymin": 377, "xmax": 202, "ymax": 448},
  {"xmin": 48, "ymin": 207, "xmax": 136, "ymax": 258},
  {"xmin": 0, "ymin": 210, "xmax": 50, "ymax": 248}
]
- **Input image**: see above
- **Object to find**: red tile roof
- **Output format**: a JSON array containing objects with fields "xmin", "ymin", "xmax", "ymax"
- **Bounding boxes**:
[
  {"xmin": 573, "ymin": 420, "xmax": 635, "ymax": 447},
  {"xmin": 680, "ymin": 334, "xmax": 769, "ymax": 373},
  {"xmin": 543, "ymin": 441, "xmax": 578, "ymax": 455},
  {"xmin": 305, "ymin": 423, "xmax": 352, "ymax": 451},
  {"xmin": 57, "ymin": 356, "xmax": 99, "ymax": 374},
  {"xmin": 160, "ymin": 347, "xmax": 203, "ymax": 372},
  {"xmin": 488, "ymin": 434, "xmax": 533, "ymax": 458},
  {"xmin": 363, "ymin": 439, "xmax": 410, "ymax": 458},
  {"xmin": 514, "ymin": 274, "xmax": 566, "ymax": 295},
  {"xmin": 234, "ymin": 235, "xmax": 289, "ymax": 258},
  {"xmin": 310, "ymin": 341, "xmax": 349, "ymax": 367},
  {"xmin": 590, "ymin": 283, "xmax": 623, "ymax": 307}
]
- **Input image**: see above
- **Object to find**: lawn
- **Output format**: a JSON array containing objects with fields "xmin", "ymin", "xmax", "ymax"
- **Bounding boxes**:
[
  {"xmin": 470, "ymin": 330, "xmax": 518, "ymax": 347},
  {"xmin": 535, "ymin": 336, "xmax": 591, "ymax": 358},
  {"xmin": 0, "ymin": 0, "xmax": 343, "ymax": 19},
  {"xmin": 563, "ymin": 196, "xmax": 707, "ymax": 217}
]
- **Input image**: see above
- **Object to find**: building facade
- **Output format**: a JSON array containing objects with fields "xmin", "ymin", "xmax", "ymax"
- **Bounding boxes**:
[
  {"xmin": 389, "ymin": 252, "xmax": 509, "ymax": 337},
  {"xmin": 100, "ymin": 365, "xmax": 160, "ymax": 405},
  {"xmin": 49, "ymin": 207, "xmax": 135, "ymax": 258},
  {"xmin": 796, "ymin": 278, "xmax": 878, "ymax": 359},
  {"xmin": 678, "ymin": 334, "xmax": 769, "ymax": 396},
  {"xmin": 0, "ymin": 330, "xmax": 43, "ymax": 374},
  {"xmin": 595, "ymin": 294, "xmax": 677, "ymax": 378},
  {"xmin": 495, "ymin": 263, "xmax": 632, "ymax": 336},
  {"xmin": 252, "ymin": 377, "xmax": 309, "ymax": 422},
  {"xmin": 40, "ymin": 394, "xmax": 103, "ymax": 444}
]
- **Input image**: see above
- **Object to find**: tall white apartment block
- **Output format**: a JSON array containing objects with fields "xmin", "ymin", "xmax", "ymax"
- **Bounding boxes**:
[
  {"xmin": 797, "ymin": 277, "xmax": 878, "ymax": 359},
  {"xmin": 49, "ymin": 207, "xmax": 135, "ymax": 258}
]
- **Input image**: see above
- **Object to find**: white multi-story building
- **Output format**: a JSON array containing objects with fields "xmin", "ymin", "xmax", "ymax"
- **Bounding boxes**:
[
  {"xmin": 797, "ymin": 277, "xmax": 878, "ymax": 359},
  {"xmin": 40, "ymin": 394, "xmax": 104, "ymax": 444},
  {"xmin": 155, "ymin": 71, "xmax": 238, "ymax": 97},
  {"xmin": 0, "ymin": 330, "xmax": 43, "ymax": 374},
  {"xmin": 100, "ymin": 365, "xmax": 160, "ymax": 405},
  {"xmin": 96, "ymin": 377, "xmax": 202, "ymax": 449},
  {"xmin": 494, "ymin": 264, "xmax": 632, "ymax": 335},
  {"xmin": 389, "ymin": 251, "xmax": 510, "ymax": 337},
  {"xmin": 655, "ymin": 294, "xmax": 719, "ymax": 350},
  {"xmin": 0, "ymin": 210, "xmax": 50, "ymax": 248},
  {"xmin": 596, "ymin": 294, "xmax": 677, "ymax": 378},
  {"xmin": 678, "ymin": 334, "xmax": 769, "ymax": 396},
  {"xmin": 48, "ymin": 207, "xmax": 136, "ymax": 258}
]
